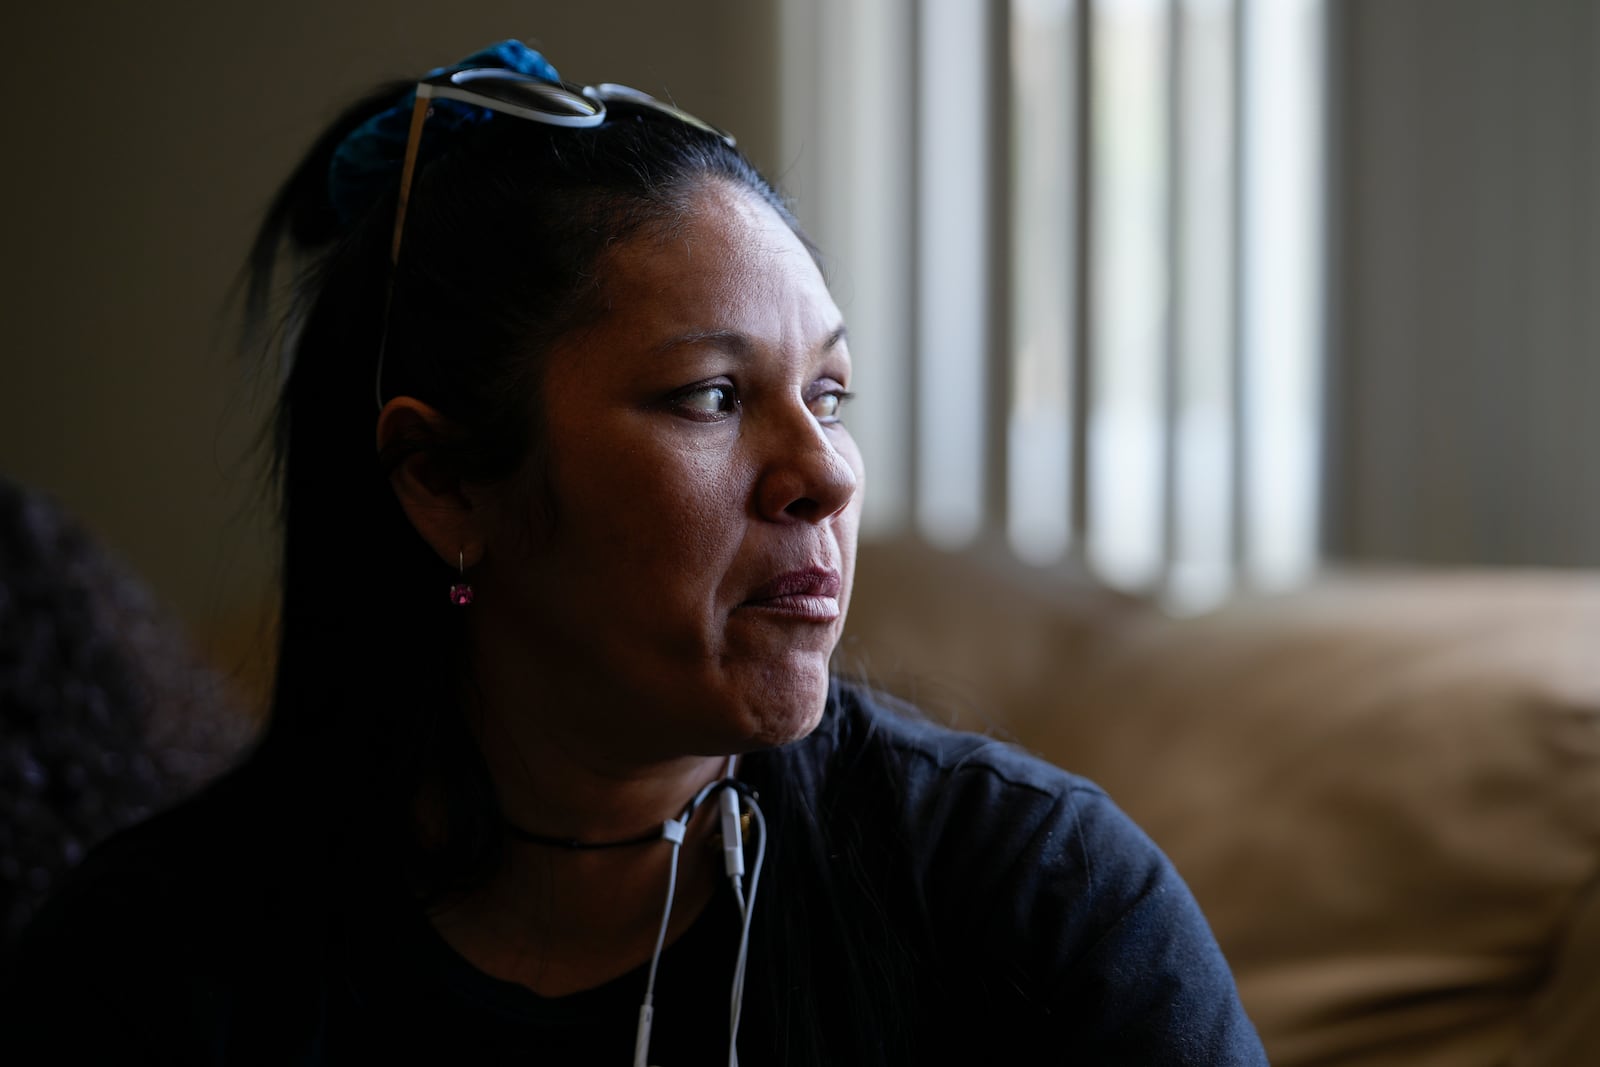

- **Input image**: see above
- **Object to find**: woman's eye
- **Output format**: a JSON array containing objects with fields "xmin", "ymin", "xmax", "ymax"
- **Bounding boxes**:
[
  {"xmin": 674, "ymin": 383, "xmax": 738, "ymax": 418},
  {"xmin": 809, "ymin": 389, "xmax": 854, "ymax": 422}
]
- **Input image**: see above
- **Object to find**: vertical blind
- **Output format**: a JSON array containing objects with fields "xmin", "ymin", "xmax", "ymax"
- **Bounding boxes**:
[{"xmin": 781, "ymin": 0, "xmax": 1325, "ymax": 612}]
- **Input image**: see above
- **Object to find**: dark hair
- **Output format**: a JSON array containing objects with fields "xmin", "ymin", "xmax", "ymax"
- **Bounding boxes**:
[
  {"xmin": 243, "ymin": 74, "xmax": 911, "ymax": 1065},
  {"xmin": 0, "ymin": 479, "xmax": 251, "ymax": 945}
]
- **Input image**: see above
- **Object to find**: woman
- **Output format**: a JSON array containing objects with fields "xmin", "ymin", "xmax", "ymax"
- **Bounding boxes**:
[{"xmin": 6, "ymin": 41, "xmax": 1266, "ymax": 1064}]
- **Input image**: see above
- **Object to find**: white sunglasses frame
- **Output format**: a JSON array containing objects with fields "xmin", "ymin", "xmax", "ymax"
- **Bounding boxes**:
[{"xmin": 375, "ymin": 69, "xmax": 736, "ymax": 410}]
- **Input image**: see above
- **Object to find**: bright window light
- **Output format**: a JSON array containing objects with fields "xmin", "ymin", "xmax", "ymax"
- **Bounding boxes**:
[
  {"xmin": 1008, "ymin": 0, "xmax": 1077, "ymax": 565},
  {"xmin": 916, "ymin": 0, "xmax": 990, "ymax": 548},
  {"xmin": 1087, "ymin": 0, "xmax": 1170, "ymax": 592},
  {"xmin": 1242, "ymin": 0, "xmax": 1323, "ymax": 590}
]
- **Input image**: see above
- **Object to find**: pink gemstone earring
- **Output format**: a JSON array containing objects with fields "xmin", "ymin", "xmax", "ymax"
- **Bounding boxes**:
[{"xmin": 449, "ymin": 551, "xmax": 474, "ymax": 607}]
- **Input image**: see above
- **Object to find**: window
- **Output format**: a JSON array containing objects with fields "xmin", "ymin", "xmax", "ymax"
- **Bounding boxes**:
[{"xmin": 781, "ymin": 0, "xmax": 1325, "ymax": 612}]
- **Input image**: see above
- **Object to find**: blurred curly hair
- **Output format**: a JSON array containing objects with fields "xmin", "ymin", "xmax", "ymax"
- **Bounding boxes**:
[{"xmin": 0, "ymin": 479, "xmax": 254, "ymax": 944}]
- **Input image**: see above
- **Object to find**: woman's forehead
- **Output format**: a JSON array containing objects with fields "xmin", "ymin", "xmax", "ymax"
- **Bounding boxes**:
[{"xmin": 595, "ymin": 183, "xmax": 841, "ymax": 346}]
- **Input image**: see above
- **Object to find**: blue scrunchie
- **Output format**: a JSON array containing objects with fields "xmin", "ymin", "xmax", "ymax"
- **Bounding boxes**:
[{"xmin": 327, "ymin": 40, "xmax": 562, "ymax": 227}]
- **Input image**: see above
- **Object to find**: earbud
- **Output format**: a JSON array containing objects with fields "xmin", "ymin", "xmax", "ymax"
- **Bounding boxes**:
[{"xmin": 719, "ymin": 783, "xmax": 746, "ymax": 880}]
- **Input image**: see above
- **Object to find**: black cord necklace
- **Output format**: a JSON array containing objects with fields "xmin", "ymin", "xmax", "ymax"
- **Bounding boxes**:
[
  {"xmin": 503, "ymin": 778, "xmax": 757, "ymax": 851},
  {"xmin": 503, "ymin": 822, "xmax": 664, "ymax": 850}
]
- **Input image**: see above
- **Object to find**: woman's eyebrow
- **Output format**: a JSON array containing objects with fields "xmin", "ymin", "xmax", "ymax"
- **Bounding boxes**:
[
  {"xmin": 650, "ymin": 324, "xmax": 850, "ymax": 359},
  {"xmin": 650, "ymin": 330, "xmax": 755, "ymax": 360}
]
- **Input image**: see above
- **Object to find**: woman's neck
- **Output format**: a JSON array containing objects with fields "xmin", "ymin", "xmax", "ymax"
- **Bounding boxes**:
[
  {"xmin": 427, "ymin": 796, "xmax": 727, "ymax": 996},
  {"xmin": 429, "ymin": 684, "xmax": 736, "ymax": 996}
]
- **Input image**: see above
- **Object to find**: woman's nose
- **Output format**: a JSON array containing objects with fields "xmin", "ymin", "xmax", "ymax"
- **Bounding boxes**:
[{"xmin": 754, "ymin": 408, "xmax": 860, "ymax": 524}]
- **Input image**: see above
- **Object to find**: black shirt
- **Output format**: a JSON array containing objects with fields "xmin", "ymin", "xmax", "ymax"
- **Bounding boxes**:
[{"xmin": 5, "ymin": 684, "xmax": 1267, "ymax": 1064}]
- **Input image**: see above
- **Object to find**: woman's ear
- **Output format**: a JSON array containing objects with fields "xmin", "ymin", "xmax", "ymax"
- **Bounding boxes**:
[{"xmin": 376, "ymin": 397, "xmax": 486, "ymax": 569}]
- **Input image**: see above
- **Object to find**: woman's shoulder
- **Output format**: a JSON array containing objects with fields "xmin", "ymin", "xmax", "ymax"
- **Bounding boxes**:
[
  {"xmin": 19, "ymin": 766, "xmax": 258, "ymax": 923},
  {"xmin": 3, "ymin": 762, "xmax": 345, "ymax": 1059},
  {"xmin": 796, "ymin": 679, "xmax": 1181, "ymax": 938},
  {"xmin": 801, "ymin": 680, "xmax": 1268, "ymax": 1063},
  {"xmin": 815, "ymin": 679, "xmax": 1118, "ymax": 838},
  {"xmin": 833, "ymin": 679, "xmax": 1088, "ymax": 781},
  {"xmin": 7, "ymin": 767, "xmax": 291, "ymax": 995}
]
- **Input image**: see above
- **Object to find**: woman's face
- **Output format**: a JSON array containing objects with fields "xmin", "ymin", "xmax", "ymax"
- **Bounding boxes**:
[{"xmin": 473, "ymin": 180, "xmax": 863, "ymax": 764}]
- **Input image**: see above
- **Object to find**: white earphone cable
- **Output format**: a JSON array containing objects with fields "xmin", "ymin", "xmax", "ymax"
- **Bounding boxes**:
[
  {"xmin": 631, "ymin": 758, "xmax": 766, "ymax": 1067},
  {"xmin": 634, "ymin": 817, "xmax": 686, "ymax": 1067}
]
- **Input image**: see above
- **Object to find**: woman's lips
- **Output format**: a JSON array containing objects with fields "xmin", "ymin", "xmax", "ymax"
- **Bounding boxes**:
[{"xmin": 740, "ymin": 568, "xmax": 842, "ymax": 621}]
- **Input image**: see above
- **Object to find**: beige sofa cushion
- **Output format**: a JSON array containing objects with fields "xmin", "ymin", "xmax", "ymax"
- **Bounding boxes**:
[
  {"xmin": 845, "ymin": 547, "xmax": 1600, "ymax": 1067},
  {"xmin": 841, "ymin": 537, "xmax": 1144, "ymax": 731}
]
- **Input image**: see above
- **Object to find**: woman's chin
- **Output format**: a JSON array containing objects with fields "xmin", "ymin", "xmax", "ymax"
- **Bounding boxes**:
[
  {"xmin": 742, "ymin": 691, "xmax": 829, "ymax": 750},
  {"xmin": 704, "ymin": 669, "xmax": 832, "ymax": 753}
]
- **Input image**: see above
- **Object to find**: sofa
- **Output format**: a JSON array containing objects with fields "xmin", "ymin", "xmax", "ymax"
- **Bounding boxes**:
[{"xmin": 842, "ymin": 537, "xmax": 1600, "ymax": 1067}]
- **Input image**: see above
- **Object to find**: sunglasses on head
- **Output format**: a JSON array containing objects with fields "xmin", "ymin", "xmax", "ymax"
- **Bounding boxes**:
[{"xmin": 375, "ymin": 68, "xmax": 736, "ymax": 409}]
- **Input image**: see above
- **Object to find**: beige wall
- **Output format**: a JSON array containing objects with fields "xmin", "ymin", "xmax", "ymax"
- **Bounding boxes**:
[{"xmin": 0, "ymin": 2, "xmax": 780, "ymax": 671}]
